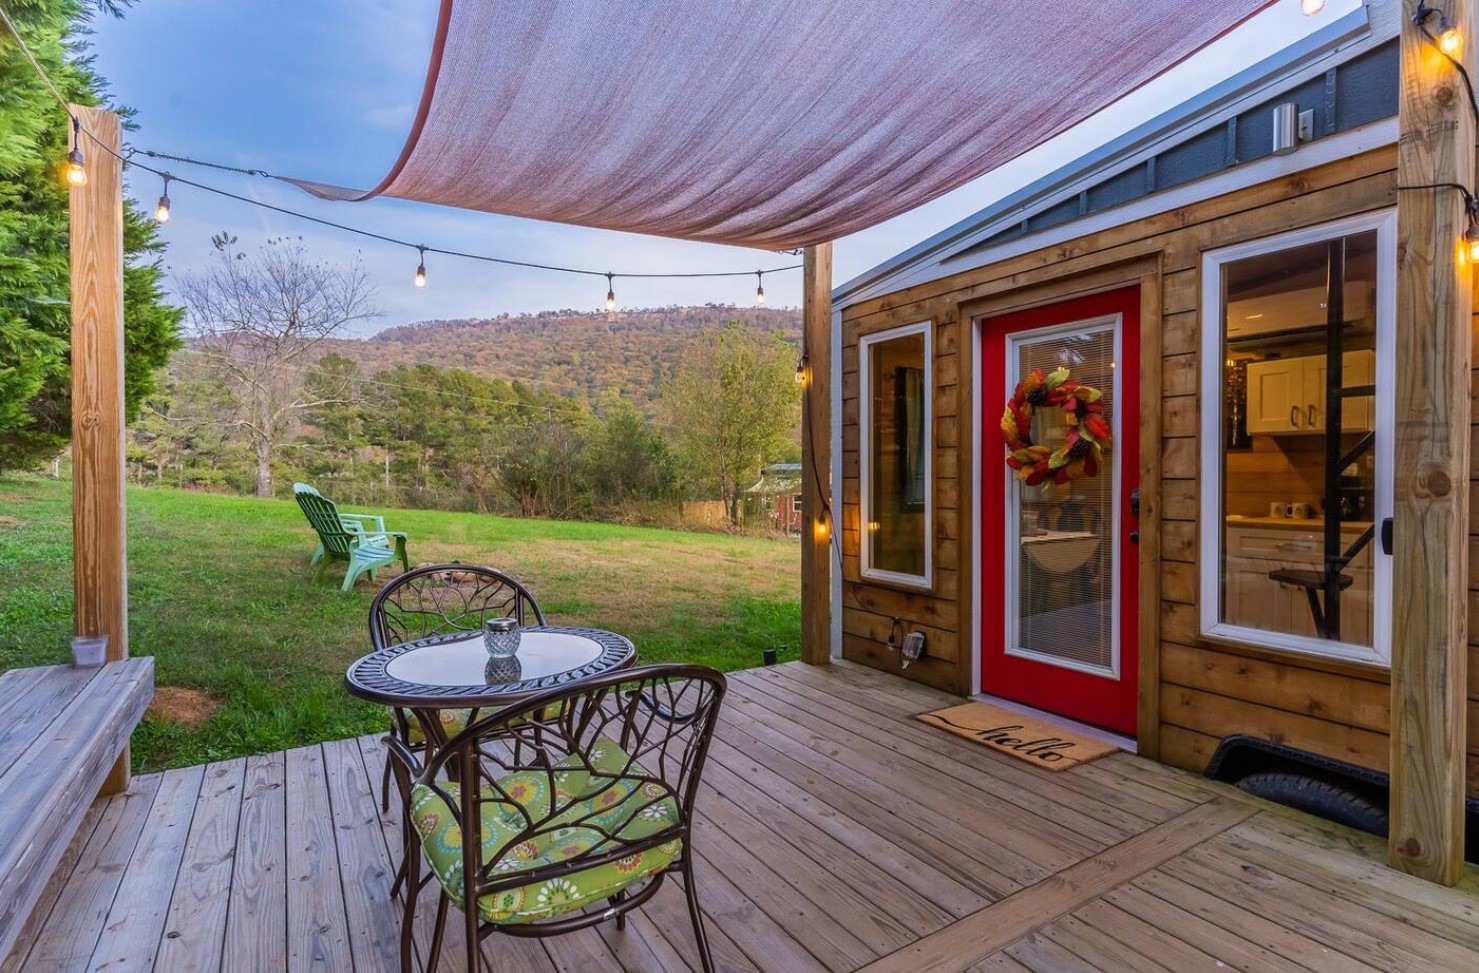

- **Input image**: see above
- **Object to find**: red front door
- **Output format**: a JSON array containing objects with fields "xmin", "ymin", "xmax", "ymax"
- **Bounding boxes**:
[{"xmin": 979, "ymin": 287, "xmax": 1140, "ymax": 735}]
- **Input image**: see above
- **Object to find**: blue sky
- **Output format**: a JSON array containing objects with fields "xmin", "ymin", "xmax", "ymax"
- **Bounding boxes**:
[{"xmin": 87, "ymin": 0, "xmax": 1359, "ymax": 334}]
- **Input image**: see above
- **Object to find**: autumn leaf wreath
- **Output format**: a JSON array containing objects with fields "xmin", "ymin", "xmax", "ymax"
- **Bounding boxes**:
[{"xmin": 1000, "ymin": 367, "xmax": 1111, "ymax": 487}]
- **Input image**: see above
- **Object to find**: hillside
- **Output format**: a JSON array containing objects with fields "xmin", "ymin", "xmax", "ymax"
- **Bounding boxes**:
[{"xmin": 321, "ymin": 304, "xmax": 802, "ymax": 410}]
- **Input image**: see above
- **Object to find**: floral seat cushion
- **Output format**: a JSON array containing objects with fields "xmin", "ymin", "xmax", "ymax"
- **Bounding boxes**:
[{"xmin": 409, "ymin": 738, "xmax": 682, "ymax": 924}]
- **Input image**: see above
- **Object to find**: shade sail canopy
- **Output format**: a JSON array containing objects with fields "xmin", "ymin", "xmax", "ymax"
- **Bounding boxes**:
[{"xmin": 297, "ymin": 0, "xmax": 1272, "ymax": 250}]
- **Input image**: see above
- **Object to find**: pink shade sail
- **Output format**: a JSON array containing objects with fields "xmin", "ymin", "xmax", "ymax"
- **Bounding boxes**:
[{"xmin": 296, "ymin": 0, "xmax": 1272, "ymax": 250}]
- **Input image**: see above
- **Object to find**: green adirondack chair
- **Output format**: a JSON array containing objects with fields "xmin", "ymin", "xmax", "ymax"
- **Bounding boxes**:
[{"xmin": 293, "ymin": 483, "xmax": 410, "ymax": 591}]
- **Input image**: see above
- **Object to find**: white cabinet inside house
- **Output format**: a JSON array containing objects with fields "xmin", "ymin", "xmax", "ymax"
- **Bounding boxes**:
[
  {"xmin": 1223, "ymin": 523, "xmax": 1373, "ymax": 646},
  {"xmin": 1245, "ymin": 350, "xmax": 1374, "ymax": 435}
]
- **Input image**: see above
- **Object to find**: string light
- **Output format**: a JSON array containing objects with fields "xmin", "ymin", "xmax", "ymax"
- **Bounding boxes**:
[
  {"xmin": 605, "ymin": 272, "xmax": 616, "ymax": 318},
  {"xmin": 154, "ymin": 174, "xmax": 172, "ymax": 223},
  {"xmin": 65, "ymin": 116, "xmax": 86, "ymax": 187},
  {"xmin": 1416, "ymin": 4, "xmax": 1466, "ymax": 61},
  {"xmin": 755, "ymin": 270, "xmax": 765, "ymax": 306},
  {"xmin": 1300, "ymin": 0, "xmax": 1324, "ymax": 15},
  {"xmin": 795, "ymin": 352, "xmax": 808, "ymax": 386},
  {"xmin": 414, "ymin": 246, "xmax": 428, "ymax": 288}
]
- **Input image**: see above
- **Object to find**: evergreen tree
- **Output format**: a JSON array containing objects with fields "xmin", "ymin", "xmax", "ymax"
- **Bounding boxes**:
[{"xmin": 0, "ymin": 0, "xmax": 182, "ymax": 471}]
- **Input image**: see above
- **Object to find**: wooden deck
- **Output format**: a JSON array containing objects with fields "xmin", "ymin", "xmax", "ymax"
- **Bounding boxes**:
[{"xmin": 6, "ymin": 661, "xmax": 1478, "ymax": 973}]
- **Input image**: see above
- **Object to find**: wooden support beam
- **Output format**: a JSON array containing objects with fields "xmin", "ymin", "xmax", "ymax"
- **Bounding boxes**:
[
  {"xmin": 68, "ymin": 105, "xmax": 131, "ymax": 795},
  {"xmin": 801, "ymin": 243, "xmax": 834, "ymax": 666},
  {"xmin": 1390, "ymin": 0, "xmax": 1472, "ymax": 885}
]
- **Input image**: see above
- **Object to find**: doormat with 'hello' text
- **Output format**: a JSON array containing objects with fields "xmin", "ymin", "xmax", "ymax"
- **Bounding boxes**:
[{"xmin": 915, "ymin": 702, "xmax": 1119, "ymax": 772}]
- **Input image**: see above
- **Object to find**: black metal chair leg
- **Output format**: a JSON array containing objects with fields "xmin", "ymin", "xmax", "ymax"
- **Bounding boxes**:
[
  {"xmin": 680, "ymin": 858, "xmax": 715, "ymax": 973},
  {"xmin": 609, "ymin": 889, "xmax": 628, "ymax": 931},
  {"xmin": 381, "ymin": 747, "xmax": 393, "ymax": 812},
  {"xmin": 399, "ymin": 839, "xmax": 422, "ymax": 973},
  {"xmin": 464, "ymin": 896, "xmax": 482, "ymax": 973},
  {"xmin": 426, "ymin": 892, "xmax": 449, "ymax": 973}
]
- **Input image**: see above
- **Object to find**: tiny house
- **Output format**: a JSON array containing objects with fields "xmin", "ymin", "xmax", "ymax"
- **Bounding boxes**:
[{"xmin": 831, "ymin": 4, "xmax": 1477, "ymax": 842}]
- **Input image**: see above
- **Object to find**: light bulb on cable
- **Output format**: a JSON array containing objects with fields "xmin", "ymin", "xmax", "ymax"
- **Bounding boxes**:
[
  {"xmin": 1439, "ymin": 16, "xmax": 1463, "ymax": 56},
  {"xmin": 755, "ymin": 270, "xmax": 765, "ymax": 306},
  {"xmin": 605, "ymin": 273, "xmax": 616, "ymax": 317},
  {"xmin": 414, "ymin": 246, "xmax": 427, "ymax": 288},
  {"xmin": 1465, "ymin": 222, "xmax": 1479, "ymax": 263},
  {"xmin": 1299, "ymin": 0, "xmax": 1325, "ymax": 15},
  {"xmin": 65, "ymin": 116, "xmax": 85, "ymax": 187},
  {"xmin": 154, "ymin": 175, "xmax": 172, "ymax": 224}
]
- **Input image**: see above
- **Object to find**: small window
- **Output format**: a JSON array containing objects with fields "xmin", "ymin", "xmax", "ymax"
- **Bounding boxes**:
[
  {"xmin": 1199, "ymin": 211, "xmax": 1394, "ymax": 666},
  {"xmin": 860, "ymin": 321, "xmax": 932, "ymax": 587},
  {"xmin": 791, "ymin": 495, "xmax": 803, "ymax": 513}
]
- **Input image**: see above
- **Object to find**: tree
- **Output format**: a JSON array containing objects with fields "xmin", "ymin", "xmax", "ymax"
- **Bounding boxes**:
[
  {"xmin": 180, "ymin": 235, "xmax": 377, "ymax": 496},
  {"xmin": 661, "ymin": 320, "xmax": 799, "ymax": 525},
  {"xmin": 0, "ymin": 0, "xmax": 183, "ymax": 472}
]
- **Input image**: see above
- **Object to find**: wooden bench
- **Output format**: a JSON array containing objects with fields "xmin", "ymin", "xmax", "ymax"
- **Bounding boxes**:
[{"xmin": 0, "ymin": 659, "xmax": 153, "ymax": 963}]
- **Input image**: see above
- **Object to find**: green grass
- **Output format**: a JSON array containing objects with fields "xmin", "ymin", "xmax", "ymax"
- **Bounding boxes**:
[{"xmin": 0, "ymin": 477, "xmax": 799, "ymax": 771}]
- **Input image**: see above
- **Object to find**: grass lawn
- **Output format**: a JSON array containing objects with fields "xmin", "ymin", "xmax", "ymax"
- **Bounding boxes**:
[{"xmin": 0, "ymin": 476, "xmax": 799, "ymax": 771}]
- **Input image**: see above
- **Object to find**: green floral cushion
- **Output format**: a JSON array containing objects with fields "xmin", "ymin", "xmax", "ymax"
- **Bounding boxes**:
[
  {"xmin": 405, "ymin": 708, "xmax": 473, "ymax": 744},
  {"xmin": 409, "ymin": 738, "xmax": 682, "ymax": 924}
]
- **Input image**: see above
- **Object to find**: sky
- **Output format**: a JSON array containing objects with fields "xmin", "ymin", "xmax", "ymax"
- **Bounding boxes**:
[{"xmin": 85, "ymin": 0, "xmax": 1363, "ymax": 335}]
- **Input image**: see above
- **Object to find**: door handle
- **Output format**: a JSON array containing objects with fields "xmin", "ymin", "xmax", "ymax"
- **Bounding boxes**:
[
  {"xmin": 1380, "ymin": 517, "xmax": 1393, "ymax": 555},
  {"xmin": 1290, "ymin": 405, "xmax": 1300, "ymax": 428},
  {"xmin": 1129, "ymin": 488, "xmax": 1140, "ymax": 517},
  {"xmin": 1307, "ymin": 404, "xmax": 1317, "ymax": 427}
]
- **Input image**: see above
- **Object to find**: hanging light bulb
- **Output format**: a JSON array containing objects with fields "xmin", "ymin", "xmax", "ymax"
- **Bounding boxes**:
[
  {"xmin": 795, "ymin": 352, "xmax": 808, "ymax": 386},
  {"xmin": 414, "ymin": 246, "xmax": 427, "ymax": 288},
  {"xmin": 1438, "ymin": 14, "xmax": 1463, "ymax": 56},
  {"xmin": 65, "ymin": 116, "xmax": 86, "ymax": 187},
  {"xmin": 1465, "ymin": 222, "xmax": 1479, "ymax": 263},
  {"xmin": 1299, "ymin": 0, "xmax": 1325, "ymax": 15},
  {"xmin": 755, "ymin": 270, "xmax": 765, "ymax": 306},
  {"xmin": 605, "ymin": 272, "xmax": 616, "ymax": 319},
  {"xmin": 154, "ymin": 174, "xmax": 172, "ymax": 224}
]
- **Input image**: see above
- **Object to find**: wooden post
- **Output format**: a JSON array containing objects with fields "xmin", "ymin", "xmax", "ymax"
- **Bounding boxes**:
[
  {"xmin": 69, "ymin": 105, "xmax": 131, "ymax": 795},
  {"xmin": 801, "ymin": 243, "xmax": 834, "ymax": 665},
  {"xmin": 1390, "ymin": 0, "xmax": 1472, "ymax": 885}
]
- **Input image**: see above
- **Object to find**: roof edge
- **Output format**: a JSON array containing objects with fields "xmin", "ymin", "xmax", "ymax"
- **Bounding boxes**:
[{"xmin": 833, "ymin": 4, "xmax": 1377, "ymax": 309}]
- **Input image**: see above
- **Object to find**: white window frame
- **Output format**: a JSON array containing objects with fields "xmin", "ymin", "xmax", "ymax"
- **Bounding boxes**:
[
  {"xmin": 859, "ymin": 320, "xmax": 933, "ymax": 589},
  {"xmin": 1198, "ymin": 209, "xmax": 1395, "ymax": 667},
  {"xmin": 1003, "ymin": 313, "xmax": 1124, "ymax": 680}
]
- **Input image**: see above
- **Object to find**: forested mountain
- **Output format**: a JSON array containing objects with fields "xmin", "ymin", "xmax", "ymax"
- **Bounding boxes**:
[{"xmin": 319, "ymin": 305, "xmax": 801, "ymax": 410}]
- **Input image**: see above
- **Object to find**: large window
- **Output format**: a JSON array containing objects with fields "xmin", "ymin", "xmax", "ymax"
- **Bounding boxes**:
[
  {"xmin": 1199, "ymin": 211, "xmax": 1394, "ymax": 665},
  {"xmin": 860, "ymin": 321, "xmax": 932, "ymax": 587}
]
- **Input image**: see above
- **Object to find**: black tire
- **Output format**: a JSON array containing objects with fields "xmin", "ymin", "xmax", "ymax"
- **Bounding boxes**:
[{"xmin": 1235, "ymin": 771, "xmax": 1389, "ymax": 836}]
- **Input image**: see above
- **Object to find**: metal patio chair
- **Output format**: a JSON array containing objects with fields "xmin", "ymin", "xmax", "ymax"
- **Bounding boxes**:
[{"xmin": 391, "ymin": 665, "xmax": 726, "ymax": 973}]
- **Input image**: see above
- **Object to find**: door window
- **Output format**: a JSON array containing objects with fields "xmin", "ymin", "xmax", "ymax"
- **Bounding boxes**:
[{"xmin": 1199, "ymin": 212, "xmax": 1394, "ymax": 665}]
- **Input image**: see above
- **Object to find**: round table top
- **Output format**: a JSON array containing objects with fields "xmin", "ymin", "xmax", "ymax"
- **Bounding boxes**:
[{"xmin": 344, "ymin": 625, "xmax": 635, "ymax": 708}]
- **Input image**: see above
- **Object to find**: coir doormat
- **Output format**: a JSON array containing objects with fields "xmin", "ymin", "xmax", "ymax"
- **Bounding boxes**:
[{"xmin": 915, "ymin": 702, "xmax": 1119, "ymax": 771}]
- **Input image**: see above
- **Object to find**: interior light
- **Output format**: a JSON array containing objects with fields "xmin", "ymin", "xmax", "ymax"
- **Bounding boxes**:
[{"xmin": 1300, "ymin": 0, "xmax": 1325, "ymax": 14}]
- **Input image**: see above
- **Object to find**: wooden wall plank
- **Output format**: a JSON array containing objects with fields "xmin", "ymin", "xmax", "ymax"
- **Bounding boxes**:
[{"xmin": 1390, "ymin": 0, "xmax": 1473, "ymax": 884}]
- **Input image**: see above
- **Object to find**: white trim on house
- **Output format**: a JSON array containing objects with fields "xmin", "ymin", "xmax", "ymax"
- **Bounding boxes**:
[
  {"xmin": 1197, "ymin": 208, "xmax": 1396, "ymax": 668},
  {"xmin": 858, "ymin": 320, "xmax": 934, "ymax": 590},
  {"xmin": 830, "ymin": 307, "xmax": 844, "ymax": 659}
]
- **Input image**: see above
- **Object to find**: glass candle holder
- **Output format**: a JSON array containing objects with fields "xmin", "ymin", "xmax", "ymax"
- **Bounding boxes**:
[{"xmin": 483, "ymin": 617, "xmax": 521, "ymax": 658}]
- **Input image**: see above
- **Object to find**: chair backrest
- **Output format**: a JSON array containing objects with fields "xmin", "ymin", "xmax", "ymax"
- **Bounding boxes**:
[
  {"xmin": 415, "ymin": 665, "xmax": 726, "ymax": 908},
  {"xmin": 293, "ymin": 482, "xmax": 354, "ymax": 557},
  {"xmin": 368, "ymin": 562, "xmax": 548, "ymax": 650}
]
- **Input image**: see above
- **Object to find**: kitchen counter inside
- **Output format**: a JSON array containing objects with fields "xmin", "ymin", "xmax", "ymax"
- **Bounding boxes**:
[{"xmin": 1226, "ymin": 515, "xmax": 1373, "ymax": 531}]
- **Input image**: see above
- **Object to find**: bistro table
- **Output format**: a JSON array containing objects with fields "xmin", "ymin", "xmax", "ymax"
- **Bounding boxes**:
[{"xmin": 345, "ymin": 625, "xmax": 636, "ymax": 731}]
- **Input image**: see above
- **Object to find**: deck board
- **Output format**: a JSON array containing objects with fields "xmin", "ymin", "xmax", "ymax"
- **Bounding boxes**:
[{"xmin": 6, "ymin": 661, "xmax": 1477, "ymax": 973}]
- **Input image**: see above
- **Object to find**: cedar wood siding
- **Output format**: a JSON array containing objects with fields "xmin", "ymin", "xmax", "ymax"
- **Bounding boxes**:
[{"xmin": 838, "ymin": 143, "xmax": 1479, "ymax": 793}]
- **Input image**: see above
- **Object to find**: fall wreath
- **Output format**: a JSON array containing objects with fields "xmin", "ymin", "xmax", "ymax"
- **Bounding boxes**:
[{"xmin": 1000, "ymin": 367, "xmax": 1110, "ymax": 487}]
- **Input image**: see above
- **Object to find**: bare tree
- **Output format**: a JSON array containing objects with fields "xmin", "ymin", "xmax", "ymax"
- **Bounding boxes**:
[{"xmin": 180, "ymin": 235, "xmax": 379, "ymax": 497}]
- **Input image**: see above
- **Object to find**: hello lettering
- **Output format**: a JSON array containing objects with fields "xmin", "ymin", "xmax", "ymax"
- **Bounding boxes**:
[{"xmin": 972, "ymin": 724, "xmax": 1076, "ymax": 762}]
